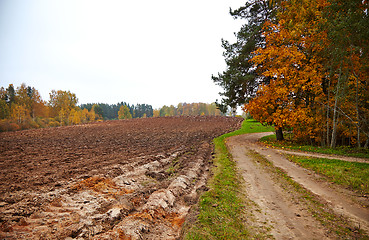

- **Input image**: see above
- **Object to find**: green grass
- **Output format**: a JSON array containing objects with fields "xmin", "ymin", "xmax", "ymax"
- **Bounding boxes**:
[
  {"xmin": 286, "ymin": 155, "xmax": 369, "ymax": 195},
  {"xmin": 184, "ymin": 119, "xmax": 274, "ymax": 240},
  {"xmin": 261, "ymin": 135, "xmax": 369, "ymax": 159},
  {"xmin": 234, "ymin": 119, "xmax": 275, "ymax": 135}
]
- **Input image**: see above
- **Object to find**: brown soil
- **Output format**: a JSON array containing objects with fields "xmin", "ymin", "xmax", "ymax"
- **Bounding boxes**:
[
  {"xmin": 226, "ymin": 133, "xmax": 369, "ymax": 239},
  {"xmin": 0, "ymin": 116, "xmax": 242, "ymax": 239}
]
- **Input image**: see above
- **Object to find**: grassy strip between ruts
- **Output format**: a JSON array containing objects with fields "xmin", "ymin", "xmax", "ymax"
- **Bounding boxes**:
[
  {"xmin": 183, "ymin": 119, "xmax": 274, "ymax": 240},
  {"xmin": 286, "ymin": 155, "xmax": 369, "ymax": 196},
  {"xmin": 248, "ymin": 150, "xmax": 368, "ymax": 239},
  {"xmin": 261, "ymin": 135, "xmax": 369, "ymax": 159}
]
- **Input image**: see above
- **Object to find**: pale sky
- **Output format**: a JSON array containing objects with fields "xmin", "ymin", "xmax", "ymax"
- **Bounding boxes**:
[{"xmin": 0, "ymin": 0, "xmax": 245, "ymax": 109}]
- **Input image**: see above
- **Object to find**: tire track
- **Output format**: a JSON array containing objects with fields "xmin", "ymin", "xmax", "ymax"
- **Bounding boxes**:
[
  {"xmin": 227, "ymin": 135, "xmax": 331, "ymax": 239},
  {"xmin": 227, "ymin": 133, "xmax": 369, "ymax": 237}
]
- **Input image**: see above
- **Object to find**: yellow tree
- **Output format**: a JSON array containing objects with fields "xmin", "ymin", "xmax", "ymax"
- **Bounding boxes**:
[
  {"xmin": 48, "ymin": 90, "xmax": 78, "ymax": 125},
  {"xmin": 80, "ymin": 108, "xmax": 89, "ymax": 123},
  {"xmin": 10, "ymin": 104, "xmax": 29, "ymax": 124},
  {"xmin": 153, "ymin": 109, "xmax": 160, "ymax": 117},
  {"xmin": 88, "ymin": 108, "xmax": 96, "ymax": 122},
  {"xmin": 69, "ymin": 108, "xmax": 81, "ymax": 125},
  {"xmin": 118, "ymin": 105, "xmax": 132, "ymax": 119},
  {"xmin": 15, "ymin": 84, "xmax": 47, "ymax": 119}
]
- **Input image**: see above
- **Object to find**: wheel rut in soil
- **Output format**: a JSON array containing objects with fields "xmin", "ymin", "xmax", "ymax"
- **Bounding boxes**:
[
  {"xmin": 226, "ymin": 133, "xmax": 369, "ymax": 238},
  {"xmin": 0, "ymin": 116, "xmax": 242, "ymax": 239}
]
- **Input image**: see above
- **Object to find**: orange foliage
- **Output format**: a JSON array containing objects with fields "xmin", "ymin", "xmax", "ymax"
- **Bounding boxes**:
[
  {"xmin": 244, "ymin": 0, "xmax": 369, "ymax": 145},
  {"xmin": 0, "ymin": 84, "xmax": 99, "ymax": 131},
  {"xmin": 245, "ymin": 15, "xmax": 325, "ymax": 141}
]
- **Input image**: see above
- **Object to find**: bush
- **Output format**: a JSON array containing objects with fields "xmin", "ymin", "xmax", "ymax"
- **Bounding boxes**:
[
  {"xmin": 0, "ymin": 120, "xmax": 20, "ymax": 132},
  {"xmin": 8, "ymin": 123, "xmax": 20, "ymax": 131},
  {"xmin": 48, "ymin": 120, "xmax": 60, "ymax": 128},
  {"xmin": 28, "ymin": 120, "xmax": 40, "ymax": 129},
  {"xmin": 35, "ymin": 117, "xmax": 48, "ymax": 128}
]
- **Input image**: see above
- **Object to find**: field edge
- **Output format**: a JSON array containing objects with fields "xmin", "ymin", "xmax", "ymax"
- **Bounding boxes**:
[{"xmin": 182, "ymin": 119, "xmax": 274, "ymax": 239}]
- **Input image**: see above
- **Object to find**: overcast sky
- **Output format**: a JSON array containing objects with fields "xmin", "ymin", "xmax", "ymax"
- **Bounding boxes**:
[{"xmin": 0, "ymin": 0, "xmax": 245, "ymax": 109}]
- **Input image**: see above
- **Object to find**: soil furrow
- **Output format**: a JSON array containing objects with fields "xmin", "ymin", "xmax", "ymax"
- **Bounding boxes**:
[{"xmin": 0, "ymin": 116, "xmax": 242, "ymax": 239}]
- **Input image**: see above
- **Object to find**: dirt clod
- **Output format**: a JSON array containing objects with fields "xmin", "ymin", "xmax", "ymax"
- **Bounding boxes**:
[{"xmin": 0, "ymin": 116, "xmax": 241, "ymax": 239}]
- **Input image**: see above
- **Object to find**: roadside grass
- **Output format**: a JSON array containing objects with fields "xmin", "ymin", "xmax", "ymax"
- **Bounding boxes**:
[
  {"xmin": 261, "ymin": 135, "xmax": 369, "ymax": 159},
  {"xmin": 249, "ymin": 150, "xmax": 368, "ymax": 239},
  {"xmin": 184, "ymin": 119, "xmax": 274, "ymax": 240},
  {"xmin": 286, "ymin": 155, "xmax": 369, "ymax": 195}
]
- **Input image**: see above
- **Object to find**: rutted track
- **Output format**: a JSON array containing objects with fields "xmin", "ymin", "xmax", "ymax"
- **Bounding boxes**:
[
  {"xmin": 227, "ymin": 133, "xmax": 369, "ymax": 238},
  {"xmin": 0, "ymin": 116, "xmax": 242, "ymax": 239}
]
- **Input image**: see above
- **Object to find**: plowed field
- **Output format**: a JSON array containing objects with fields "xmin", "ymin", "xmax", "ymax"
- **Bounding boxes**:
[{"xmin": 0, "ymin": 116, "xmax": 242, "ymax": 239}]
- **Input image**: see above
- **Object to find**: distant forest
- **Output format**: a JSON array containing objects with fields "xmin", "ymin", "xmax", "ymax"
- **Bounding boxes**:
[
  {"xmin": 80, "ymin": 102, "xmax": 223, "ymax": 120},
  {"xmin": 154, "ymin": 103, "xmax": 222, "ymax": 117},
  {"xmin": 0, "ymin": 83, "xmax": 223, "ymax": 132},
  {"xmin": 80, "ymin": 103, "xmax": 154, "ymax": 120}
]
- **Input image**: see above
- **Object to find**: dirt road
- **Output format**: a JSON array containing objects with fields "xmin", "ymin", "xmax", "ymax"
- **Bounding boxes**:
[{"xmin": 226, "ymin": 133, "xmax": 369, "ymax": 239}]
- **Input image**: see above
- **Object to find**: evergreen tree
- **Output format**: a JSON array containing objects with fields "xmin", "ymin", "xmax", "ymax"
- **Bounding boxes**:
[{"xmin": 213, "ymin": 1, "xmax": 276, "ymax": 113}]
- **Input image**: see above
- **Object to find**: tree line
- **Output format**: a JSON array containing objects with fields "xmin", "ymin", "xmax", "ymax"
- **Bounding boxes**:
[
  {"xmin": 0, "ymin": 83, "xmax": 223, "ymax": 131},
  {"xmin": 0, "ymin": 83, "xmax": 104, "ymax": 131},
  {"xmin": 153, "ymin": 102, "xmax": 223, "ymax": 117},
  {"xmin": 79, "ymin": 102, "xmax": 153, "ymax": 120},
  {"xmin": 215, "ymin": 0, "xmax": 369, "ymax": 148},
  {"xmin": 0, "ymin": 83, "xmax": 156, "ymax": 131}
]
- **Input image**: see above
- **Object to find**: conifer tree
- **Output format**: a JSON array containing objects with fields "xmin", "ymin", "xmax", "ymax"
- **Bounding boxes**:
[{"xmin": 212, "ymin": 1, "xmax": 276, "ymax": 113}]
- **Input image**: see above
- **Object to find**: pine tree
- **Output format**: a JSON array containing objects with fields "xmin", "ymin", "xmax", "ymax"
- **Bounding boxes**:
[{"xmin": 213, "ymin": 1, "xmax": 276, "ymax": 113}]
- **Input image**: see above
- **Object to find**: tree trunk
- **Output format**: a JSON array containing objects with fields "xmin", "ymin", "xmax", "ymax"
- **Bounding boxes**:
[
  {"xmin": 350, "ymin": 47, "xmax": 361, "ymax": 148},
  {"xmin": 356, "ymin": 75, "xmax": 360, "ymax": 148},
  {"xmin": 326, "ymin": 78, "xmax": 331, "ymax": 146},
  {"xmin": 276, "ymin": 127, "xmax": 284, "ymax": 141},
  {"xmin": 330, "ymin": 103, "xmax": 338, "ymax": 148},
  {"xmin": 330, "ymin": 67, "xmax": 342, "ymax": 149}
]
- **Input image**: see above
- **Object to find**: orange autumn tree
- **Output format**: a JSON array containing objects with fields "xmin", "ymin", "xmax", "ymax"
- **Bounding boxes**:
[
  {"xmin": 244, "ymin": 0, "xmax": 369, "ymax": 146},
  {"xmin": 244, "ymin": 0, "xmax": 328, "ymax": 141}
]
